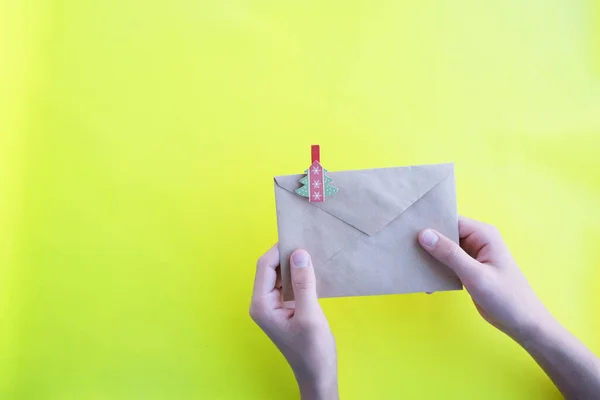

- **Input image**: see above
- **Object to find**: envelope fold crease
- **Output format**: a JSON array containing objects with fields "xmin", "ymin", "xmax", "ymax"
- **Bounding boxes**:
[{"xmin": 274, "ymin": 164, "xmax": 453, "ymax": 236}]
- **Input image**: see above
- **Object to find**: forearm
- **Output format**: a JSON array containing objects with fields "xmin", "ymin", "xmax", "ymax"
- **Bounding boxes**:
[{"xmin": 517, "ymin": 317, "xmax": 600, "ymax": 399}]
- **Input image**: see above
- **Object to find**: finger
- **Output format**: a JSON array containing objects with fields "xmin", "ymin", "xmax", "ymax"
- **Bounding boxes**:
[
  {"xmin": 283, "ymin": 300, "xmax": 295, "ymax": 309},
  {"xmin": 458, "ymin": 216, "xmax": 509, "ymax": 263},
  {"xmin": 459, "ymin": 216, "xmax": 502, "ymax": 244},
  {"xmin": 458, "ymin": 216, "xmax": 493, "ymax": 258},
  {"xmin": 265, "ymin": 288, "xmax": 285, "ymax": 309},
  {"xmin": 252, "ymin": 244, "xmax": 280, "ymax": 298},
  {"xmin": 458, "ymin": 216, "xmax": 487, "ymax": 239},
  {"xmin": 418, "ymin": 229, "xmax": 480, "ymax": 280},
  {"xmin": 289, "ymin": 249, "xmax": 320, "ymax": 315},
  {"xmin": 275, "ymin": 267, "xmax": 282, "ymax": 289}
]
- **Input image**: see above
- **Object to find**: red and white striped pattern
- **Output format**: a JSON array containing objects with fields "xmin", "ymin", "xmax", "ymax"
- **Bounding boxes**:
[{"xmin": 308, "ymin": 160, "xmax": 325, "ymax": 203}]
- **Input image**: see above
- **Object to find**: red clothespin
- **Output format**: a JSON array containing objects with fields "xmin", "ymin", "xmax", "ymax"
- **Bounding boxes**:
[{"xmin": 294, "ymin": 145, "xmax": 338, "ymax": 202}]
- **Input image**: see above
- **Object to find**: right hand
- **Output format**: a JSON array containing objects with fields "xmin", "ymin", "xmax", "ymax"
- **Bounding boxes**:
[{"xmin": 418, "ymin": 216, "xmax": 553, "ymax": 341}]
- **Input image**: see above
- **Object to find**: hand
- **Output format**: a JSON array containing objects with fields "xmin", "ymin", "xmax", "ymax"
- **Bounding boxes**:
[
  {"xmin": 250, "ymin": 245, "xmax": 338, "ymax": 400},
  {"xmin": 419, "ymin": 217, "xmax": 600, "ymax": 398},
  {"xmin": 418, "ymin": 216, "xmax": 553, "ymax": 341}
]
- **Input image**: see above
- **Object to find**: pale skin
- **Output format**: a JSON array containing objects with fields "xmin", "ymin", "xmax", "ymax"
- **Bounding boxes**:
[{"xmin": 250, "ymin": 216, "xmax": 600, "ymax": 400}]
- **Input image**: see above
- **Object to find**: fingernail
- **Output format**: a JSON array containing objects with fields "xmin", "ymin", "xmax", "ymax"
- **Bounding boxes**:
[
  {"xmin": 292, "ymin": 250, "xmax": 310, "ymax": 268},
  {"xmin": 421, "ymin": 230, "xmax": 439, "ymax": 248}
]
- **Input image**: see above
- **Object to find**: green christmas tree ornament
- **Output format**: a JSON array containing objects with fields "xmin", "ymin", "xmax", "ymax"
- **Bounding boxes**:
[{"xmin": 294, "ymin": 145, "xmax": 338, "ymax": 203}]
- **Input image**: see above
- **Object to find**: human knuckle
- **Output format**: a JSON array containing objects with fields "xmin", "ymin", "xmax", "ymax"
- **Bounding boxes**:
[
  {"xmin": 483, "ymin": 223, "xmax": 500, "ymax": 236},
  {"xmin": 249, "ymin": 301, "xmax": 265, "ymax": 321},
  {"xmin": 292, "ymin": 277, "xmax": 314, "ymax": 291},
  {"xmin": 444, "ymin": 245, "xmax": 461, "ymax": 262},
  {"xmin": 256, "ymin": 255, "xmax": 267, "ymax": 269}
]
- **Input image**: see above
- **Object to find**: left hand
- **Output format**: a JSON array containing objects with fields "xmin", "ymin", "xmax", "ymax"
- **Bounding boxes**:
[{"xmin": 250, "ymin": 245, "xmax": 338, "ymax": 400}]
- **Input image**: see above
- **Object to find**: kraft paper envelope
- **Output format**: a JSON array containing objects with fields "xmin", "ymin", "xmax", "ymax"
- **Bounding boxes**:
[{"xmin": 274, "ymin": 163, "xmax": 462, "ymax": 300}]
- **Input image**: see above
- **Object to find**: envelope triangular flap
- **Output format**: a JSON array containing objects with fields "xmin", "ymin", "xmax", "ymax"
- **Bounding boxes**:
[{"xmin": 274, "ymin": 163, "xmax": 454, "ymax": 236}]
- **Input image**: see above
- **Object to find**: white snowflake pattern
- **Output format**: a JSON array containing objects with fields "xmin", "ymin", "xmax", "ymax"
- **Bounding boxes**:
[
  {"xmin": 311, "ymin": 180, "xmax": 321, "ymax": 188},
  {"xmin": 311, "ymin": 166, "xmax": 321, "ymax": 175},
  {"xmin": 312, "ymin": 192, "xmax": 322, "ymax": 200}
]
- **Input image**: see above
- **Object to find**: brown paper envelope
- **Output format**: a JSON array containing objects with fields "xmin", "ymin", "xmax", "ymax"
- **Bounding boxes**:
[{"xmin": 274, "ymin": 163, "xmax": 462, "ymax": 300}]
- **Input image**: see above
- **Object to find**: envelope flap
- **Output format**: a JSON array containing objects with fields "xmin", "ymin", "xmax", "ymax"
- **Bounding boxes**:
[{"xmin": 274, "ymin": 163, "xmax": 454, "ymax": 236}]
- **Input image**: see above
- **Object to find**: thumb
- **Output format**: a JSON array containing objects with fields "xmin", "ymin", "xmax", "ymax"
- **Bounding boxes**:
[
  {"xmin": 418, "ymin": 229, "xmax": 479, "ymax": 280},
  {"xmin": 290, "ymin": 249, "xmax": 320, "ymax": 314}
]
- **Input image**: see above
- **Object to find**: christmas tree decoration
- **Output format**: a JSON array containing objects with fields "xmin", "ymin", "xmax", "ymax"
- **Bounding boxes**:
[{"xmin": 295, "ymin": 145, "xmax": 338, "ymax": 203}]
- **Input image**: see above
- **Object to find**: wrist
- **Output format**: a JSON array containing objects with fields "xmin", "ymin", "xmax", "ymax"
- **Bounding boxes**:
[
  {"xmin": 512, "ymin": 312, "xmax": 561, "ymax": 348},
  {"xmin": 296, "ymin": 371, "xmax": 338, "ymax": 400}
]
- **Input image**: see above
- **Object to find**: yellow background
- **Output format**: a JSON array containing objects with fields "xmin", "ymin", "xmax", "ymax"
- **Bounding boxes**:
[{"xmin": 2, "ymin": 0, "xmax": 599, "ymax": 398}]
